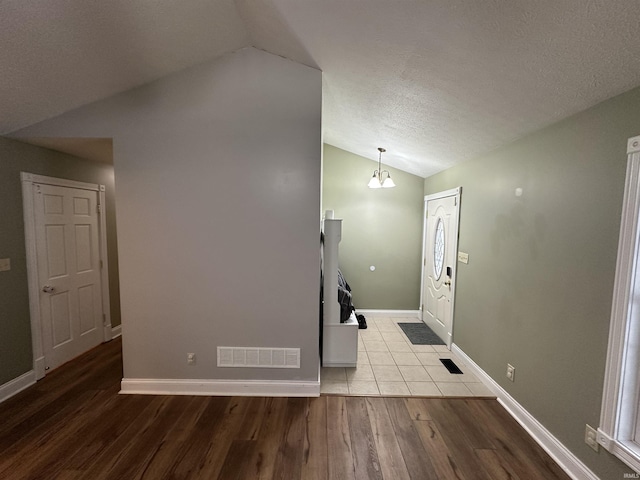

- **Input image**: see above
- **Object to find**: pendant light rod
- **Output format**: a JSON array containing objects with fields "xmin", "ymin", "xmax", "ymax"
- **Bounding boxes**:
[{"xmin": 377, "ymin": 147, "xmax": 385, "ymax": 172}]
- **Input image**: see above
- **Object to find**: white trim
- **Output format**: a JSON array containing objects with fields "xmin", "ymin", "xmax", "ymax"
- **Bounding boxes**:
[
  {"xmin": 419, "ymin": 198, "xmax": 428, "ymax": 322},
  {"xmin": 420, "ymin": 187, "xmax": 462, "ymax": 348},
  {"xmin": 34, "ymin": 356, "xmax": 45, "ymax": 380},
  {"xmin": 21, "ymin": 178, "xmax": 45, "ymax": 380},
  {"xmin": 111, "ymin": 324, "xmax": 122, "ymax": 339},
  {"xmin": 599, "ymin": 134, "xmax": 640, "ymax": 472},
  {"xmin": 0, "ymin": 371, "xmax": 36, "ymax": 404},
  {"xmin": 120, "ymin": 378, "xmax": 320, "ymax": 397},
  {"xmin": 21, "ymin": 172, "xmax": 112, "ymax": 377},
  {"xmin": 356, "ymin": 309, "xmax": 421, "ymax": 317},
  {"xmin": 452, "ymin": 344, "xmax": 600, "ymax": 480},
  {"xmin": 98, "ymin": 186, "xmax": 112, "ymax": 341},
  {"xmin": 597, "ymin": 430, "xmax": 640, "ymax": 474},
  {"xmin": 628, "ymin": 136, "xmax": 640, "ymax": 155},
  {"xmin": 21, "ymin": 172, "xmax": 100, "ymax": 192},
  {"xmin": 600, "ymin": 146, "xmax": 640, "ymax": 434},
  {"xmin": 424, "ymin": 187, "xmax": 461, "ymax": 202}
]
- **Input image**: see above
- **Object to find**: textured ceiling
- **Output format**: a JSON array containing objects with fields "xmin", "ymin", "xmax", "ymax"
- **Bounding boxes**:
[
  {"xmin": 4, "ymin": 0, "xmax": 640, "ymax": 176},
  {"xmin": 0, "ymin": 0, "xmax": 248, "ymax": 133}
]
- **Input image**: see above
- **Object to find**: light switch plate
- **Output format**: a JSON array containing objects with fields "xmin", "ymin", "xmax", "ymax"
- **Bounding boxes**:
[
  {"xmin": 0, "ymin": 258, "xmax": 10, "ymax": 272},
  {"xmin": 458, "ymin": 252, "xmax": 469, "ymax": 264}
]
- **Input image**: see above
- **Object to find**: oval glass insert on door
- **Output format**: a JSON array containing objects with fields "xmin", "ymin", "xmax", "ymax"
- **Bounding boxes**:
[{"xmin": 433, "ymin": 217, "xmax": 445, "ymax": 280}]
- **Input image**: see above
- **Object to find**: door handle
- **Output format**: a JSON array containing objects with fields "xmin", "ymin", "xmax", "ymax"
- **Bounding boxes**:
[
  {"xmin": 444, "ymin": 266, "xmax": 453, "ymax": 287},
  {"xmin": 42, "ymin": 285, "xmax": 55, "ymax": 293}
]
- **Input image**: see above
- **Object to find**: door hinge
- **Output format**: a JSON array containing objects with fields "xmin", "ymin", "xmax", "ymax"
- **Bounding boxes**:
[
  {"xmin": 454, "ymin": 198, "xmax": 457, "ymax": 206},
  {"xmin": 100, "ymin": 260, "xmax": 103, "ymax": 269},
  {"xmin": 97, "ymin": 203, "xmax": 102, "ymax": 213},
  {"xmin": 421, "ymin": 304, "xmax": 424, "ymax": 311}
]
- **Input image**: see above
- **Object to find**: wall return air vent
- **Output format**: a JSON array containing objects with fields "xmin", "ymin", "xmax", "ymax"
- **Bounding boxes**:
[{"xmin": 217, "ymin": 346, "xmax": 300, "ymax": 368}]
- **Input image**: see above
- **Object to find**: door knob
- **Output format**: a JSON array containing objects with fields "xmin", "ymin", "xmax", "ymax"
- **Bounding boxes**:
[
  {"xmin": 42, "ymin": 285, "xmax": 55, "ymax": 293},
  {"xmin": 444, "ymin": 280, "xmax": 451, "ymax": 286}
]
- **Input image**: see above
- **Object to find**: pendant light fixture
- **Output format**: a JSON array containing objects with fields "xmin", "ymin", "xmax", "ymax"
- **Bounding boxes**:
[{"xmin": 368, "ymin": 147, "xmax": 396, "ymax": 188}]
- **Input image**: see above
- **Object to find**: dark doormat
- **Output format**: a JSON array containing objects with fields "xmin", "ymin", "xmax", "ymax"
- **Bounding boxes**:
[{"xmin": 398, "ymin": 322, "xmax": 446, "ymax": 345}]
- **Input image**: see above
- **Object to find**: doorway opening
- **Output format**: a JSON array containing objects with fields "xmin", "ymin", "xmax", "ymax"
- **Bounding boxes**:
[{"xmin": 21, "ymin": 173, "xmax": 112, "ymax": 379}]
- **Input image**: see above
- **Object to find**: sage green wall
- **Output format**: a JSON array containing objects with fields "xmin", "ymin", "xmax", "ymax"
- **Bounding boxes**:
[
  {"xmin": 0, "ymin": 136, "xmax": 121, "ymax": 387},
  {"xmin": 424, "ymin": 87, "xmax": 640, "ymax": 478},
  {"xmin": 323, "ymin": 144, "xmax": 424, "ymax": 309}
]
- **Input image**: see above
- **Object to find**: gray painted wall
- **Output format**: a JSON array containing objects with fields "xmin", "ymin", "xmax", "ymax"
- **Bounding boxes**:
[
  {"xmin": 0, "ymin": 136, "xmax": 121, "ymax": 386},
  {"xmin": 322, "ymin": 144, "xmax": 424, "ymax": 309},
  {"xmin": 424, "ymin": 86, "xmax": 640, "ymax": 478},
  {"xmin": 16, "ymin": 47, "xmax": 323, "ymax": 382}
]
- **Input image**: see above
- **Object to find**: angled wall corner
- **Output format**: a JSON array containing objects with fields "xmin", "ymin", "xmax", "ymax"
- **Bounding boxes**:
[{"xmin": 15, "ymin": 47, "xmax": 323, "ymax": 383}]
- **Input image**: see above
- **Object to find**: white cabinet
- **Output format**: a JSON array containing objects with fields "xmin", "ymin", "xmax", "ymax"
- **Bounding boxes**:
[{"xmin": 322, "ymin": 217, "xmax": 358, "ymax": 367}]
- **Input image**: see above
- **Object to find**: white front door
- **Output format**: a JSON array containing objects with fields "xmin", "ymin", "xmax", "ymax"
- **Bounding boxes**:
[
  {"xmin": 422, "ymin": 189, "xmax": 461, "ymax": 347},
  {"xmin": 34, "ymin": 183, "xmax": 104, "ymax": 371}
]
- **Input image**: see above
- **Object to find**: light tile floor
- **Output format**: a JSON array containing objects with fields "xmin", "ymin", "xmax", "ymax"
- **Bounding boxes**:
[{"xmin": 321, "ymin": 315, "xmax": 494, "ymax": 397}]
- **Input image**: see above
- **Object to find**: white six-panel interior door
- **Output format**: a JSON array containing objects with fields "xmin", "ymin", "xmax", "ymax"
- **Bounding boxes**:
[{"xmin": 22, "ymin": 173, "xmax": 111, "ymax": 377}]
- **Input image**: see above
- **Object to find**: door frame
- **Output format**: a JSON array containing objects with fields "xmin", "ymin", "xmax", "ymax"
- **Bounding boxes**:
[
  {"xmin": 420, "ymin": 187, "xmax": 462, "ymax": 348},
  {"xmin": 21, "ymin": 172, "xmax": 112, "ymax": 380},
  {"xmin": 598, "ymin": 135, "xmax": 640, "ymax": 471}
]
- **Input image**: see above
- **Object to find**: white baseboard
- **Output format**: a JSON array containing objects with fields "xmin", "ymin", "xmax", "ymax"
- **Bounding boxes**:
[
  {"xmin": 35, "ymin": 356, "xmax": 45, "ymax": 380},
  {"xmin": 451, "ymin": 344, "xmax": 600, "ymax": 480},
  {"xmin": 120, "ymin": 378, "xmax": 321, "ymax": 397},
  {"xmin": 357, "ymin": 309, "xmax": 421, "ymax": 317},
  {"xmin": 0, "ymin": 370, "xmax": 36, "ymax": 404},
  {"xmin": 111, "ymin": 324, "xmax": 122, "ymax": 339}
]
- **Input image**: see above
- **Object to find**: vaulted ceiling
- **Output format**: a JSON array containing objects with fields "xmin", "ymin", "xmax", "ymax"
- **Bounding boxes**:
[{"xmin": 3, "ymin": 0, "xmax": 640, "ymax": 177}]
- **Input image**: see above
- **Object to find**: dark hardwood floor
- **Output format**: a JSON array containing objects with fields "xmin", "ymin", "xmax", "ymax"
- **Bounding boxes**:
[{"xmin": 0, "ymin": 338, "xmax": 570, "ymax": 479}]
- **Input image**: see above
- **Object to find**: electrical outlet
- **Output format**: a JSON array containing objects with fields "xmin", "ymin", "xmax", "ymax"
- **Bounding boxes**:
[
  {"xmin": 187, "ymin": 353, "xmax": 196, "ymax": 365},
  {"xmin": 506, "ymin": 363, "xmax": 515, "ymax": 382},
  {"xmin": 585, "ymin": 424, "xmax": 599, "ymax": 452}
]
